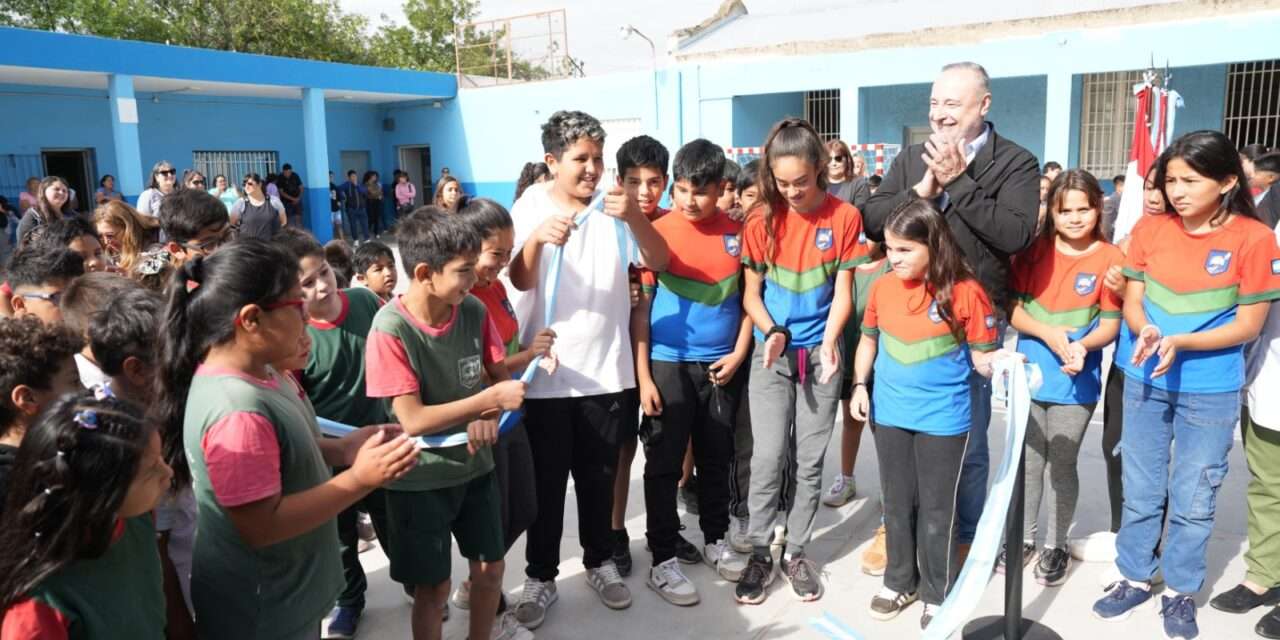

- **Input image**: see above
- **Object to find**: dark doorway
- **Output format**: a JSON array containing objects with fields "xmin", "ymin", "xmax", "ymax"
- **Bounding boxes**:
[
  {"xmin": 398, "ymin": 145, "xmax": 432, "ymax": 207},
  {"xmin": 42, "ymin": 149, "xmax": 96, "ymax": 212}
]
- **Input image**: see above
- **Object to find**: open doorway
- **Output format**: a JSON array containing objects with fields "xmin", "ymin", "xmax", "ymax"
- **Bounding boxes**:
[
  {"xmin": 397, "ymin": 145, "xmax": 431, "ymax": 207},
  {"xmin": 42, "ymin": 149, "xmax": 96, "ymax": 211}
]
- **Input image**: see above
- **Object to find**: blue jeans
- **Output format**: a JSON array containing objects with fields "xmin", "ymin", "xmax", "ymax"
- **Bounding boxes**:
[
  {"xmin": 1116, "ymin": 378, "xmax": 1237, "ymax": 594},
  {"xmin": 956, "ymin": 321, "xmax": 1005, "ymax": 544},
  {"xmin": 346, "ymin": 208, "xmax": 369, "ymax": 241}
]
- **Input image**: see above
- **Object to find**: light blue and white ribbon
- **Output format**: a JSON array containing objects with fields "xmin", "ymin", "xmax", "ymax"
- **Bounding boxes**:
[{"xmin": 320, "ymin": 191, "xmax": 610, "ymax": 448}]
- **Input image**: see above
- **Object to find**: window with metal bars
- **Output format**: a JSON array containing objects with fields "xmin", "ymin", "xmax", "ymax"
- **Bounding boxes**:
[
  {"xmin": 1224, "ymin": 60, "xmax": 1280, "ymax": 150},
  {"xmin": 192, "ymin": 151, "xmax": 280, "ymax": 184},
  {"xmin": 804, "ymin": 89, "xmax": 841, "ymax": 141},
  {"xmin": 1078, "ymin": 70, "xmax": 1145, "ymax": 178}
]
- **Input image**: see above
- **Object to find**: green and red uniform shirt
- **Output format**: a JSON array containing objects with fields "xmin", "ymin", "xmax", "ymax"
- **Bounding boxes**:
[{"xmin": 303, "ymin": 288, "xmax": 389, "ymax": 426}]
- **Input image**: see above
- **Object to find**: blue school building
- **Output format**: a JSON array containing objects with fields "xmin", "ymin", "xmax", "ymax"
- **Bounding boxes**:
[{"xmin": 2, "ymin": 0, "xmax": 1280, "ymax": 242}]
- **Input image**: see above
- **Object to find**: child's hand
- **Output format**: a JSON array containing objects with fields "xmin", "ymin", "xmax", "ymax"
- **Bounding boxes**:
[
  {"xmin": 466, "ymin": 418, "xmax": 499, "ymax": 456},
  {"xmin": 340, "ymin": 424, "xmax": 403, "ymax": 465},
  {"xmin": 1043, "ymin": 326, "xmax": 1075, "ymax": 365},
  {"xmin": 351, "ymin": 428, "xmax": 419, "ymax": 489},
  {"xmin": 534, "ymin": 213, "xmax": 576, "ymax": 247},
  {"xmin": 762, "ymin": 332, "xmax": 787, "ymax": 369},
  {"xmin": 602, "ymin": 185, "xmax": 640, "ymax": 220},
  {"xmin": 1151, "ymin": 336, "xmax": 1179, "ymax": 378},
  {"xmin": 1103, "ymin": 265, "xmax": 1125, "ymax": 297},
  {"xmin": 850, "ymin": 385, "xmax": 870, "ymax": 422},
  {"xmin": 1131, "ymin": 324, "xmax": 1161, "ymax": 367},
  {"xmin": 974, "ymin": 348, "xmax": 1025, "ymax": 378},
  {"xmin": 630, "ymin": 280, "xmax": 641, "ymax": 308},
  {"xmin": 708, "ymin": 351, "xmax": 745, "ymax": 387},
  {"xmin": 639, "ymin": 378, "xmax": 663, "ymax": 416},
  {"xmin": 818, "ymin": 342, "xmax": 841, "ymax": 385},
  {"xmin": 1059, "ymin": 343, "xmax": 1086, "ymax": 376},
  {"xmin": 530, "ymin": 328, "xmax": 556, "ymax": 357},
  {"xmin": 489, "ymin": 379, "xmax": 527, "ymax": 411}
]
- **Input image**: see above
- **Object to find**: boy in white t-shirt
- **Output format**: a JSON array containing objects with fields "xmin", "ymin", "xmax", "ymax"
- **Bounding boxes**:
[{"xmin": 507, "ymin": 110, "xmax": 670, "ymax": 630}]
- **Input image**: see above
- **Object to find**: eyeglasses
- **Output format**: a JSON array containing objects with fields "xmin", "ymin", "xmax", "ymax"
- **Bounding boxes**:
[
  {"xmin": 19, "ymin": 290, "xmax": 63, "ymax": 305},
  {"xmin": 182, "ymin": 225, "xmax": 234, "ymax": 254},
  {"xmin": 833, "ymin": 156, "xmax": 849, "ymax": 162},
  {"xmin": 157, "ymin": 169, "xmax": 177, "ymax": 177},
  {"xmin": 244, "ymin": 180, "xmax": 257, "ymax": 187},
  {"xmin": 191, "ymin": 180, "xmax": 206, "ymax": 187}
]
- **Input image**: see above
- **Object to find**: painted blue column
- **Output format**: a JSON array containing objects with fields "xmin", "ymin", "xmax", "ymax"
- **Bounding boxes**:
[
  {"xmin": 1044, "ymin": 72, "xmax": 1073, "ymax": 167},
  {"xmin": 840, "ymin": 83, "xmax": 860, "ymax": 144},
  {"xmin": 301, "ymin": 87, "xmax": 333, "ymax": 242},
  {"xmin": 107, "ymin": 75, "xmax": 144, "ymax": 202}
]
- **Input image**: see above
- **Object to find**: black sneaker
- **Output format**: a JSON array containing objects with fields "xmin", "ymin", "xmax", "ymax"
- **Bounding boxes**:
[
  {"xmin": 782, "ymin": 554, "xmax": 823, "ymax": 601},
  {"xmin": 1257, "ymin": 605, "xmax": 1280, "ymax": 639},
  {"xmin": 611, "ymin": 529, "xmax": 633, "ymax": 577},
  {"xmin": 995, "ymin": 542, "xmax": 1037, "ymax": 575},
  {"xmin": 1211, "ymin": 584, "xmax": 1280, "ymax": 614},
  {"xmin": 868, "ymin": 587, "xmax": 918, "ymax": 620},
  {"xmin": 1034, "ymin": 547, "xmax": 1071, "ymax": 586},
  {"xmin": 734, "ymin": 553, "xmax": 774, "ymax": 605},
  {"xmin": 674, "ymin": 535, "xmax": 702, "ymax": 565}
]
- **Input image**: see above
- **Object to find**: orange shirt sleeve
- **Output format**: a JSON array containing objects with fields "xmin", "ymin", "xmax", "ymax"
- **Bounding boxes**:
[
  {"xmin": 741, "ymin": 212, "xmax": 769, "ymax": 272},
  {"xmin": 1100, "ymin": 247, "xmax": 1125, "ymax": 314},
  {"xmin": 961, "ymin": 280, "xmax": 999, "ymax": 350},
  {"xmin": 861, "ymin": 278, "xmax": 881, "ymax": 335},
  {"xmin": 1123, "ymin": 215, "xmax": 1156, "ymax": 279},
  {"xmin": 838, "ymin": 203, "xmax": 868, "ymax": 270},
  {"xmin": 638, "ymin": 268, "xmax": 658, "ymax": 294},
  {"xmin": 2, "ymin": 598, "xmax": 71, "ymax": 640},
  {"xmin": 1238, "ymin": 225, "xmax": 1280, "ymax": 304}
]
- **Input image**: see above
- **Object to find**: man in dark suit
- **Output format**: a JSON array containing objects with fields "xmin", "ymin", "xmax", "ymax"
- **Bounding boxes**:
[{"xmin": 863, "ymin": 61, "xmax": 1040, "ymax": 563}]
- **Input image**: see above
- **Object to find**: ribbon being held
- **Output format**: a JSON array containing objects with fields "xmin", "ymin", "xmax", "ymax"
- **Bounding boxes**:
[{"xmin": 321, "ymin": 192, "xmax": 608, "ymax": 448}]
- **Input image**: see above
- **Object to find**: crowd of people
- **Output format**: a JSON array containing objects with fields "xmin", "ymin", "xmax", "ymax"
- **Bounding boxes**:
[{"xmin": 0, "ymin": 60, "xmax": 1279, "ymax": 640}]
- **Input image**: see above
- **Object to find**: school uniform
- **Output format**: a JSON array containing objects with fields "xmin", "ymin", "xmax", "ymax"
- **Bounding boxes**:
[
  {"xmin": 365, "ymin": 295, "xmax": 507, "ymax": 586},
  {"xmin": 1012, "ymin": 236, "xmax": 1124, "ymax": 548},
  {"xmin": 863, "ymin": 275, "xmax": 997, "ymax": 605},
  {"xmin": 1243, "ymin": 225, "xmax": 1280, "ymax": 590},
  {"xmin": 740, "ymin": 193, "xmax": 866, "ymax": 557},
  {"xmin": 639, "ymin": 208, "xmax": 744, "ymax": 563},
  {"xmin": 301, "ymin": 287, "xmax": 390, "ymax": 613},
  {"xmin": 1115, "ymin": 213, "xmax": 1280, "ymax": 595},
  {"xmin": 184, "ymin": 365, "xmax": 342, "ymax": 639},
  {"xmin": 1, "ymin": 517, "xmax": 165, "ymax": 639}
]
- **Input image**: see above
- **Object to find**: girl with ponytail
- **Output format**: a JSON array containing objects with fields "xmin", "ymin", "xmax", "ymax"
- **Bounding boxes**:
[{"xmin": 154, "ymin": 238, "xmax": 420, "ymax": 638}]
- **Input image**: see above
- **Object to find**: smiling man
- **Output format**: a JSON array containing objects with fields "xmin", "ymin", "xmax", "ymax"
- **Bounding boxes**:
[{"xmin": 863, "ymin": 61, "xmax": 1040, "ymax": 564}]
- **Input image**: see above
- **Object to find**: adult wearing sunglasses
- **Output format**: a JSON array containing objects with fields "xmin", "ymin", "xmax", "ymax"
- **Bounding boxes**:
[
  {"xmin": 183, "ymin": 169, "xmax": 208, "ymax": 191},
  {"xmin": 137, "ymin": 161, "xmax": 180, "ymax": 219},
  {"xmin": 230, "ymin": 173, "xmax": 287, "ymax": 241},
  {"xmin": 825, "ymin": 139, "xmax": 870, "ymax": 211}
]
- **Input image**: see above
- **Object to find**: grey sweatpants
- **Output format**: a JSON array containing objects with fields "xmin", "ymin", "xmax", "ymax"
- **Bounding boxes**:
[
  {"xmin": 747, "ymin": 341, "xmax": 840, "ymax": 556},
  {"xmin": 1024, "ymin": 400, "xmax": 1096, "ymax": 548}
]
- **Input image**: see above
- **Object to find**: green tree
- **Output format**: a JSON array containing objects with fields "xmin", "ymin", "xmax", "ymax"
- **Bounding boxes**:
[{"xmin": 367, "ymin": 0, "xmax": 477, "ymax": 72}]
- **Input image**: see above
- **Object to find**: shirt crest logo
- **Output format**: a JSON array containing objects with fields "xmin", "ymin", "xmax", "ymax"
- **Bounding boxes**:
[
  {"xmin": 858, "ymin": 231, "xmax": 868, "ymax": 245},
  {"xmin": 1074, "ymin": 273, "xmax": 1098, "ymax": 296},
  {"xmin": 985, "ymin": 314, "xmax": 996, "ymax": 329},
  {"xmin": 1205, "ymin": 250, "xmax": 1232, "ymax": 276},
  {"xmin": 723, "ymin": 234, "xmax": 741, "ymax": 257},
  {"xmin": 928, "ymin": 300, "xmax": 942, "ymax": 323},
  {"xmin": 815, "ymin": 228, "xmax": 834, "ymax": 251},
  {"xmin": 458, "ymin": 355, "xmax": 483, "ymax": 389}
]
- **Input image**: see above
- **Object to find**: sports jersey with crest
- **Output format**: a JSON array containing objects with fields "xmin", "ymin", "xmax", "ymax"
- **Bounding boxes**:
[
  {"xmin": 1119, "ymin": 213, "xmax": 1280, "ymax": 392},
  {"xmin": 741, "ymin": 194, "xmax": 868, "ymax": 348},
  {"xmin": 1012, "ymin": 237, "xmax": 1124, "ymax": 404},
  {"xmin": 640, "ymin": 209, "xmax": 744, "ymax": 362},
  {"xmin": 862, "ymin": 276, "xmax": 998, "ymax": 435}
]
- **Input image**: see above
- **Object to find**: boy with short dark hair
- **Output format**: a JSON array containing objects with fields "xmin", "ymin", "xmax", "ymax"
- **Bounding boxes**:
[
  {"xmin": 507, "ymin": 111, "xmax": 670, "ymax": 628},
  {"xmin": 160, "ymin": 189, "xmax": 232, "ymax": 265},
  {"xmin": 28, "ymin": 216, "xmax": 108, "ymax": 273},
  {"xmin": 353, "ymin": 240, "xmax": 398, "ymax": 302},
  {"xmin": 365, "ymin": 210, "xmax": 529, "ymax": 640},
  {"xmin": 58, "ymin": 271, "xmax": 137, "ymax": 387},
  {"xmin": 718, "ymin": 158, "xmax": 740, "ymax": 213},
  {"xmin": 609, "ymin": 133, "xmax": 671, "ymax": 576},
  {"xmin": 0, "ymin": 315, "xmax": 83, "ymax": 510},
  {"xmin": 275, "ymin": 226, "xmax": 396, "ymax": 639},
  {"xmin": 87, "ymin": 287, "xmax": 163, "ymax": 405},
  {"xmin": 6, "ymin": 246, "xmax": 85, "ymax": 325},
  {"xmin": 635, "ymin": 139, "xmax": 752, "ymax": 605}
]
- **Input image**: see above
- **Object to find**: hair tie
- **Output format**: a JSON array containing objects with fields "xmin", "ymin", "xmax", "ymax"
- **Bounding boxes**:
[
  {"xmin": 43, "ymin": 488, "xmax": 52, "ymax": 496},
  {"xmin": 92, "ymin": 384, "xmax": 115, "ymax": 401},
  {"xmin": 73, "ymin": 410, "xmax": 98, "ymax": 430}
]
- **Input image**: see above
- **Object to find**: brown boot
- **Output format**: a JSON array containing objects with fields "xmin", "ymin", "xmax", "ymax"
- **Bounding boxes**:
[{"xmin": 861, "ymin": 525, "xmax": 888, "ymax": 576}]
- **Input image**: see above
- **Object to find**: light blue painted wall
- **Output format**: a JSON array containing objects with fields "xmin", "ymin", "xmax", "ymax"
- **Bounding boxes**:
[
  {"xmin": 731, "ymin": 92, "xmax": 804, "ymax": 148},
  {"xmin": 859, "ymin": 76, "xmax": 1048, "ymax": 161}
]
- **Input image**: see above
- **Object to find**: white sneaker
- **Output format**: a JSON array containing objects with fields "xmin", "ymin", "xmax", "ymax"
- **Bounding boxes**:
[
  {"xmin": 514, "ymin": 578, "xmax": 557, "ymax": 630},
  {"xmin": 647, "ymin": 558, "xmax": 700, "ymax": 606},
  {"xmin": 730, "ymin": 515, "xmax": 752, "ymax": 553},
  {"xmin": 822, "ymin": 475, "xmax": 856, "ymax": 507},
  {"xmin": 704, "ymin": 539, "xmax": 747, "ymax": 582},
  {"xmin": 772, "ymin": 512, "xmax": 787, "ymax": 547},
  {"xmin": 451, "ymin": 580, "xmax": 471, "ymax": 610},
  {"xmin": 586, "ymin": 561, "xmax": 632, "ymax": 610},
  {"xmin": 490, "ymin": 610, "xmax": 535, "ymax": 640}
]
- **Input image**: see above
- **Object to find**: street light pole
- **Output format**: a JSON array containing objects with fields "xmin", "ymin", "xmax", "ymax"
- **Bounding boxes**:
[{"xmin": 620, "ymin": 24, "xmax": 660, "ymax": 134}]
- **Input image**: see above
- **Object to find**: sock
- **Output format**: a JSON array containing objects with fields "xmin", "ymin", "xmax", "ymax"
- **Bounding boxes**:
[{"xmin": 841, "ymin": 474, "xmax": 853, "ymax": 483}]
